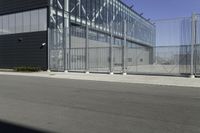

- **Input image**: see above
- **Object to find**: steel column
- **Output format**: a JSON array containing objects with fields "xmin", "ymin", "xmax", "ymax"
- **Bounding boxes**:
[
  {"xmin": 68, "ymin": 18, "xmax": 72, "ymax": 71},
  {"xmin": 110, "ymin": 22, "xmax": 114, "ymax": 74},
  {"xmin": 123, "ymin": 20, "xmax": 127, "ymax": 75},
  {"xmin": 191, "ymin": 13, "xmax": 197, "ymax": 77},
  {"xmin": 47, "ymin": 28, "xmax": 51, "ymax": 72},
  {"xmin": 85, "ymin": 24, "xmax": 89, "ymax": 73}
]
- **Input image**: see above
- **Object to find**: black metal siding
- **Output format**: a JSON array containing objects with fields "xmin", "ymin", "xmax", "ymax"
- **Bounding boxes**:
[
  {"xmin": 0, "ymin": 0, "xmax": 49, "ymax": 15},
  {"xmin": 0, "ymin": 31, "xmax": 48, "ymax": 70}
]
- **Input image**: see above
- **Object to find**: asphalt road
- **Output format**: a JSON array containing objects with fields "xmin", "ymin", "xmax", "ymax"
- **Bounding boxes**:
[{"xmin": 0, "ymin": 75, "xmax": 199, "ymax": 133}]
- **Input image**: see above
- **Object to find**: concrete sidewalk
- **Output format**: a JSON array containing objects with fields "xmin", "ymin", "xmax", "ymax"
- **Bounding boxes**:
[{"xmin": 0, "ymin": 71, "xmax": 200, "ymax": 88}]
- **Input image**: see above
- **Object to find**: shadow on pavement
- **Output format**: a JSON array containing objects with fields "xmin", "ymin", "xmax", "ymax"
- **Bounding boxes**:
[{"xmin": 0, "ymin": 120, "xmax": 52, "ymax": 133}]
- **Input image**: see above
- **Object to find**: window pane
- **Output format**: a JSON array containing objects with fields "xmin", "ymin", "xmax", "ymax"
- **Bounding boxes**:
[
  {"xmin": 0, "ymin": 16, "xmax": 2, "ymax": 35},
  {"xmin": 3, "ymin": 15, "xmax": 9, "ymax": 34},
  {"xmin": 8, "ymin": 14, "xmax": 16, "ymax": 34},
  {"xmin": 39, "ymin": 9, "xmax": 47, "ymax": 31},
  {"xmin": 31, "ymin": 10, "xmax": 39, "ymax": 32},
  {"xmin": 0, "ymin": 8, "xmax": 47, "ymax": 35},
  {"xmin": 16, "ymin": 13, "xmax": 23, "ymax": 33},
  {"xmin": 23, "ymin": 11, "xmax": 31, "ymax": 32}
]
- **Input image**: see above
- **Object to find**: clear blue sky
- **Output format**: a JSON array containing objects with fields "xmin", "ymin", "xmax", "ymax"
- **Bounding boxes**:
[{"xmin": 123, "ymin": 0, "xmax": 200, "ymax": 20}]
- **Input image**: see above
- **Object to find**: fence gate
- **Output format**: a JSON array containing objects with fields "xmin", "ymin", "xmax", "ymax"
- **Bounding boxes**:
[{"xmin": 48, "ymin": 29, "xmax": 65, "ymax": 72}]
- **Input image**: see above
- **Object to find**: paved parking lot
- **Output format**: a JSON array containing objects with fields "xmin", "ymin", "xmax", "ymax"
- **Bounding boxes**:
[{"xmin": 0, "ymin": 75, "xmax": 199, "ymax": 133}]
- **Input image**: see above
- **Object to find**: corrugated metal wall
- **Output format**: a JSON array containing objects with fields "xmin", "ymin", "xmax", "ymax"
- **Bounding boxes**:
[
  {"xmin": 0, "ymin": 0, "xmax": 49, "ymax": 70},
  {"xmin": 0, "ymin": 0, "xmax": 49, "ymax": 15},
  {"xmin": 0, "ymin": 32, "xmax": 48, "ymax": 69}
]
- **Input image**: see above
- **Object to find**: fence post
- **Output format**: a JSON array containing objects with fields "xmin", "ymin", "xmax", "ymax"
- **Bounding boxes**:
[
  {"xmin": 68, "ymin": 22, "xmax": 72, "ymax": 71},
  {"xmin": 110, "ymin": 22, "xmax": 114, "ymax": 74},
  {"xmin": 64, "ymin": 27, "xmax": 70, "ymax": 73},
  {"xmin": 123, "ymin": 20, "xmax": 127, "ymax": 75},
  {"xmin": 63, "ymin": 28, "xmax": 67, "ymax": 72},
  {"xmin": 191, "ymin": 13, "xmax": 197, "ymax": 78},
  {"xmin": 47, "ymin": 28, "xmax": 51, "ymax": 72},
  {"xmin": 85, "ymin": 24, "xmax": 89, "ymax": 74}
]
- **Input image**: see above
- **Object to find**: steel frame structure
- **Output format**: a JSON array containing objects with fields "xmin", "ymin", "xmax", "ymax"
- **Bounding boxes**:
[{"xmin": 48, "ymin": 0, "xmax": 156, "ymax": 72}]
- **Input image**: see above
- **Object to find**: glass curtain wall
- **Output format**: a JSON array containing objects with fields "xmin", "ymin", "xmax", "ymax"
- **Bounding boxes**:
[
  {"xmin": 69, "ymin": 0, "xmax": 155, "ymax": 46},
  {"xmin": 48, "ymin": 0, "xmax": 155, "ymax": 72},
  {"xmin": 0, "ymin": 8, "xmax": 47, "ymax": 35}
]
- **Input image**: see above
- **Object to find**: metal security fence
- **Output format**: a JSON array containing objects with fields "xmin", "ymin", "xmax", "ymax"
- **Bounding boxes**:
[
  {"xmin": 127, "ymin": 45, "xmax": 191, "ymax": 75},
  {"xmin": 48, "ymin": 14, "xmax": 200, "ymax": 76},
  {"xmin": 69, "ymin": 48, "xmax": 86, "ymax": 71},
  {"xmin": 194, "ymin": 44, "xmax": 200, "ymax": 75},
  {"xmin": 89, "ymin": 47, "xmax": 110, "ymax": 72},
  {"xmin": 48, "ymin": 29, "xmax": 65, "ymax": 72},
  {"xmin": 48, "ymin": 44, "xmax": 196, "ymax": 76},
  {"xmin": 113, "ymin": 47, "xmax": 123, "ymax": 73}
]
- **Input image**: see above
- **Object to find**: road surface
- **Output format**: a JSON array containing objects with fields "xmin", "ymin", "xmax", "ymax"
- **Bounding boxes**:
[{"xmin": 0, "ymin": 75, "xmax": 199, "ymax": 133}]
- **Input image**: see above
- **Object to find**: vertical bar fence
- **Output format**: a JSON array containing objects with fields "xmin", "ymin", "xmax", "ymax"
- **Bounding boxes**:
[{"xmin": 48, "ymin": 14, "xmax": 200, "ymax": 76}]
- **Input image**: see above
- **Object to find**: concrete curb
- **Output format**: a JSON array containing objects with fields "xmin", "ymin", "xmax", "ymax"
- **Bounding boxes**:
[{"xmin": 0, "ymin": 71, "xmax": 200, "ymax": 88}]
